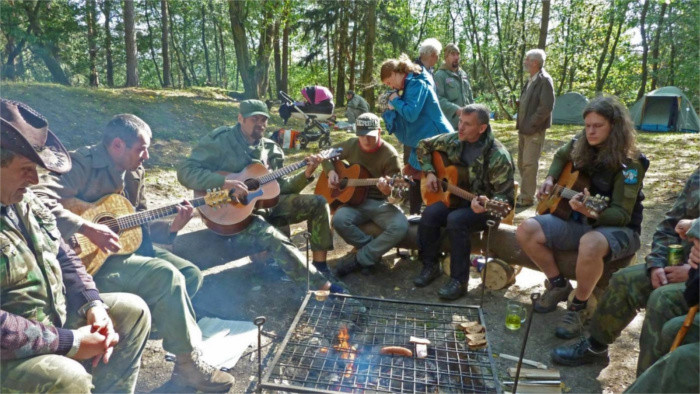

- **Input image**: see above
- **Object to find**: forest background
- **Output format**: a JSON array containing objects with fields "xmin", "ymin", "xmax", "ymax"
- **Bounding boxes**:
[{"xmin": 1, "ymin": 0, "xmax": 698, "ymax": 117}]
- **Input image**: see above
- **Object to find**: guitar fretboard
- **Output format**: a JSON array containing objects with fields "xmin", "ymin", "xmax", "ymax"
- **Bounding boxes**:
[
  {"xmin": 256, "ymin": 160, "xmax": 307, "ymax": 185},
  {"xmin": 115, "ymin": 197, "xmax": 209, "ymax": 230},
  {"xmin": 345, "ymin": 178, "xmax": 381, "ymax": 187},
  {"xmin": 444, "ymin": 181, "xmax": 477, "ymax": 201}
]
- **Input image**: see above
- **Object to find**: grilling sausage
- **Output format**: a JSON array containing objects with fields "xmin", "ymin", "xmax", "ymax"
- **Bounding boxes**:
[{"xmin": 380, "ymin": 346, "xmax": 413, "ymax": 357}]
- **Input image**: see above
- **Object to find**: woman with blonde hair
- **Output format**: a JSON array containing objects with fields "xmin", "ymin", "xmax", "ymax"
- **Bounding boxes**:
[
  {"xmin": 516, "ymin": 95, "xmax": 649, "ymax": 339},
  {"xmin": 380, "ymin": 54, "xmax": 453, "ymax": 214}
]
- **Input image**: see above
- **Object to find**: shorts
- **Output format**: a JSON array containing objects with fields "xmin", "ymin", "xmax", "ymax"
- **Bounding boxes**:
[{"xmin": 533, "ymin": 214, "xmax": 641, "ymax": 262}]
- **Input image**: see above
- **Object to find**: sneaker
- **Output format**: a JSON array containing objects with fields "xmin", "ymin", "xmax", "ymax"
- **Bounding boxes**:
[
  {"xmin": 551, "ymin": 337, "xmax": 609, "ymax": 366},
  {"xmin": 555, "ymin": 308, "xmax": 587, "ymax": 339},
  {"xmin": 516, "ymin": 196, "xmax": 534, "ymax": 208},
  {"xmin": 413, "ymin": 265, "xmax": 441, "ymax": 287},
  {"xmin": 534, "ymin": 280, "xmax": 573, "ymax": 313},
  {"xmin": 333, "ymin": 254, "xmax": 361, "ymax": 277},
  {"xmin": 438, "ymin": 278, "xmax": 467, "ymax": 300},
  {"xmin": 173, "ymin": 349, "xmax": 235, "ymax": 392}
]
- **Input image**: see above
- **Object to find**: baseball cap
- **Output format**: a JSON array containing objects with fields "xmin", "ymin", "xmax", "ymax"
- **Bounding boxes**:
[
  {"xmin": 355, "ymin": 113, "xmax": 380, "ymax": 137},
  {"xmin": 239, "ymin": 99, "xmax": 270, "ymax": 118}
]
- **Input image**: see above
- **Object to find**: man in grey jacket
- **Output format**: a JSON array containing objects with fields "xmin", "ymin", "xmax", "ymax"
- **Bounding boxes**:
[{"xmin": 516, "ymin": 49, "xmax": 555, "ymax": 207}]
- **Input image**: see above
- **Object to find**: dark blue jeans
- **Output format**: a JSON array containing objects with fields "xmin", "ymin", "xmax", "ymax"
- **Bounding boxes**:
[{"xmin": 419, "ymin": 202, "xmax": 489, "ymax": 282}]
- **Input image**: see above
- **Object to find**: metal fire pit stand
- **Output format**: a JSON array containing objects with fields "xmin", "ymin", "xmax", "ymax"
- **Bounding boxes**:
[
  {"xmin": 254, "ymin": 316, "xmax": 266, "ymax": 393},
  {"xmin": 480, "ymin": 219, "xmax": 497, "ymax": 309},
  {"xmin": 512, "ymin": 293, "xmax": 540, "ymax": 393}
]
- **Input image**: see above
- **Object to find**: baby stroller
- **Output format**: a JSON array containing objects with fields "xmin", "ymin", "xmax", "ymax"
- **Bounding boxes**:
[{"xmin": 279, "ymin": 86, "xmax": 335, "ymax": 149}]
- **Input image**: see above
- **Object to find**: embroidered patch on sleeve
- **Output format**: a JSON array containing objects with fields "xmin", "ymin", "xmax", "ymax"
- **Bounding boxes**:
[{"xmin": 622, "ymin": 168, "xmax": 638, "ymax": 184}]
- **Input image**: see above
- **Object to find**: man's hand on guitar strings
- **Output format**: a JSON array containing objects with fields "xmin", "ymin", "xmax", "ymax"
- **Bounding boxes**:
[
  {"xmin": 169, "ymin": 200, "xmax": 195, "ymax": 233},
  {"xmin": 224, "ymin": 179, "xmax": 249, "ymax": 202},
  {"xmin": 425, "ymin": 172, "xmax": 440, "ymax": 193},
  {"xmin": 569, "ymin": 187, "xmax": 598, "ymax": 218},
  {"xmin": 79, "ymin": 222, "xmax": 121, "ymax": 253},
  {"xmin": 327, "ymin": 170, "xmax": 340, "ymax": 189},
  {"xmin": 304, "ymin": 154, "xmax": 324, "ymax": 178},
  {"xmin": 471, "ymin": 196, "xmax": 488, "ymax": 214},
  {"xmin": 377, "ymin": 176, "xmax": 392, "ymax": 196},
  {"xmin": 536, "ymin": 176, "xmax": 555, "ymax": 201}
]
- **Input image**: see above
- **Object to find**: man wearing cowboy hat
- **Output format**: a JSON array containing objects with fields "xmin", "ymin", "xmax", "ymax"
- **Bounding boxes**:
[
  {"xmin": 0, "ymin": 99, "xmax": 151, "ymax": 393},
  {"xmin": 34, "ymin": 114, "xmax": 236, "ymax": 391}
]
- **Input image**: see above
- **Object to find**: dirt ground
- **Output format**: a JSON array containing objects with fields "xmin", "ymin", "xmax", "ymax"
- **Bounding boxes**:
[{"xmin": 133, "ymin": 174, "xmax": 671, "ymax": 394}]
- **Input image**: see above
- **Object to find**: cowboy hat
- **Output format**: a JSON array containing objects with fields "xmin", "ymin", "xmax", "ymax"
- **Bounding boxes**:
[{"xmin": 1, "ymin": 99, "xmax": 71, "ymax": 173}]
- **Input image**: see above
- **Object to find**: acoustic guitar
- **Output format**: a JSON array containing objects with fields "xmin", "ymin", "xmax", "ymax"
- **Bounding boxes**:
[
  {"xmin": 196, "ymin": 147, "xmax": 342, "ymax": 235},
  {"xmin": 536, "ymin": 161, "xmax": 609, "ymax": 219},
  {"xmin": 64, "ymin": 190, "xmax": 233, "ymax": 275},
  {"xmin": 314, "ymin": 161, "xmax": 413, "ymax": 211},
  {"xmin": 420, "ymin": 151, "xmax": 511, "ymax": 219}
]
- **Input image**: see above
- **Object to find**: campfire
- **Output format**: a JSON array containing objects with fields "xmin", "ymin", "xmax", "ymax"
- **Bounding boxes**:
[{"xmin": 261, "ymin": 294, "xmax": 501, "ymax": 393}]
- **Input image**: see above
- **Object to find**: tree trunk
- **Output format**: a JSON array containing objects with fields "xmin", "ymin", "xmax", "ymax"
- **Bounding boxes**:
[
  {"xmin": 23, "ymin": 1, "xmax": 70, "ymax": 85},
  {"xmin": 649, "ymin": 1, "xmax": 667, "ymax": 91},
  {"xmin": 160, "ymin": 0, "xmax": 170, "ymax": 87},
  {"xmin": 228, "ymin": 0, "xmax": 256, "ymax": 97},
  {"xmin": 210, "ymin": 1, "xmax": 220, "ymax": 86},
  {"xmin": 348, "ymin": 1, "xmax": 359, "ymax": 92},
  {"xmin": 594, "ymin": 1, "xmax": 617, "ymax": 95},
  {"xmin": 326, "ymin": 22, "xmax": 332, "ymax": 90},
  {"xmin": 102, "ymin": 0, "xmax": 114, "ymax": 87},
  {"xmin": 144, "ymin": 0, "xmax": 163, "ymax": 87},
  {"xmin": 273, "ymin": 19, "xmax": 282, "ymax": 95},
  {"xmin": 416, "ymin": 0, "xmax": 431, "ymax": 46},
  {"xmin": 636, "ymin": 0, "xmax": 650, "ymax": 100},
  {"xmin": 335, "ymin": 1, "xmax": 349, "ymax": 106},
  {"xmin": 87, "ymin": 0, "xmax": 99, "ymax": 86},
  {"xmin": 217, "ymin": 16, "xmax": 228, "ymax": 88},
  {"xmin": 254, "ymin": 0, "xmax": 274, "ymax": 98},
  {"xmin": 201, "ymin": 4, "xmax": 212, "ymax": 84},
  {"xmin": 360, "ymin": 0, "xmax": 377, "ymax": 108},
  {"xmin": 537, "ymin": 0, "xmax": 550, "ymax": 49},
  {"xmin": 556, "ymin": 12, "xmax": 572, "ymax": 96},
  {"xmin": 169, "ymin": 8, "xmax": 190, "ymax": 87},
  {"xmin": 3, "ymin": 4, "xmax": 31, "ymax": 81},
  {"xmin": 281, "ymin": 0, "xmax": 290, "ymax": 94},
  {"xmin": 123, "ymin": 0, "xmax": 139, "ymax": 87}
]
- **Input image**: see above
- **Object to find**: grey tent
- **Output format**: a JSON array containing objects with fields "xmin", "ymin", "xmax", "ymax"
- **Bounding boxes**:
[
  {"xmin": 629, "ymin": 86, "xmax": 699, "ymax": 133},
  {"xmin": 552, "ymin": 92, "xmax": 588, "ymax": 125}
]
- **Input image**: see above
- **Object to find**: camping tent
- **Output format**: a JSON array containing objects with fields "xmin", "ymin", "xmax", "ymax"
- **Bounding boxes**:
[
  {"xmin": 552, "ymin": 92, "xmax": 588, "ymax": 125},
  {"xmin": 629, "ymin": 86, "xmax": 699, "ymax": 133}
]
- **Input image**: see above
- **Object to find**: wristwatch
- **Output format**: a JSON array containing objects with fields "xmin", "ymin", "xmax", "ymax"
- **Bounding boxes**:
[{"xmin": 78, "ymin": 300, "xmax": 109, "ymax": 317}]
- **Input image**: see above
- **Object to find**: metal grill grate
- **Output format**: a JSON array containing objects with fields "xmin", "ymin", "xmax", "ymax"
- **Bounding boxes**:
[{"xmin": 261, "ymin": 293, "xmax": 501, "ymax": 393}]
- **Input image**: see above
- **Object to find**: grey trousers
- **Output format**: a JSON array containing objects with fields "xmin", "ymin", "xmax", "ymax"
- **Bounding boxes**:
[{"xmin": 517, "ymin": 130, "xmax": 546, "ymax": 203}]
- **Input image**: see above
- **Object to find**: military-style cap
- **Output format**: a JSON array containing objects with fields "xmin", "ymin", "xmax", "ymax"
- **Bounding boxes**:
[
  {"xmin": 444, "ymin": 43, "xmax": 460, "ymax": 57},
  {"xmin": 355, "ymin": 113, "xmax": 380, "ymax": 137},
  {"xmin": 239, "ymin": 99, "xmax": 270, "ymax": 118}
]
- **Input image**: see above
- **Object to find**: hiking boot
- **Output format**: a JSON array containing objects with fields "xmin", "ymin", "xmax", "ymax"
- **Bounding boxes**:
[
  {"xmin": 438, "ymin": 278, "xmax": 467, "ymax": 300},
  {"xmin": 551, "ymin": 337, "xmax": 609, "ymax": 366},
  {"xmin": 555, "ymin": 308, "xmax": 587, "ymax": 339},
  {"xmin": 413, "ymin": 265, "xmax": 441, "ymax": 287},
  {"xmin": 173, "ymin": 349, "xmax": 235, "ymax": 392},
  {"xmin": 534, "ymin": 280, "xmax": 573, "ymax": 313},
  {"xmin": 333, "ymin": 254, "xmax": 361, "ymax": 278}
]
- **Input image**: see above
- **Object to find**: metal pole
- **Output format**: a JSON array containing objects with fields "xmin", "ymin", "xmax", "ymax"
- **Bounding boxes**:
[
  {"xmin": 480, "ymin": 219, "xmax": 497, "ymax": 309},
  {"xmin": 303, "ymin": 231, "xmax": 311, "ymax": 294},
  {"xmin": 254, "ymin": 316, "xmax": 266, "ymax": 393},
  {"xmin": 513, "ymin": 293, "xmax": 540, "ymax": 394}
]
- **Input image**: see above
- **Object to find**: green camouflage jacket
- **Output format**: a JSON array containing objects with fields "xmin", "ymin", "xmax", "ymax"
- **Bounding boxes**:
[
  {"xmin": 177, "ymin": 123, "xmax": 310, "ymax": 194},
  {"xmin": 434, "ymin": 65, "xmax": 474, "ymax": 129},
  {"xmin": 416, "ymin": 127, "xmax": 515, "ymax": 207},
  {"xmin": 645, "ymin": 166, "xmax": 700, "ymax": 271},
  {"xmin": 346, "ymin": 94, "xmax": 370, "ymax": 113}
]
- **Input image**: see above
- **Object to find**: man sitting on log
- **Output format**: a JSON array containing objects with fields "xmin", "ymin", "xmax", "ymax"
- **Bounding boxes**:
[
  {"xmin": 550, "ymin": 167, "xmax": 699, "ymax": 372},
  {"xmin": 516, "ymin": 96, "xmax": 649, "ymax": 339},
  {"xmin": 413, "ymin": 104, "xmax": 514, "ymax": 300},
  {"xmin": 34, "ymin": 114, "xmax": 235, "ymax": 391},
  {"xmin": 322, "ymin": 113, "xmax": 408, "ymax": 277}
]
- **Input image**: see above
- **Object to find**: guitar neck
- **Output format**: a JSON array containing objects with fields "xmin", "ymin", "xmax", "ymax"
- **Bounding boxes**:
[
  {"xmin": 558, "ymin": 187, "xmax": 580, "ymax": 200},
  {"xmin": 115, "ymin": 197, "xmax": 208, "ymax": 230},
  {"xmin": 345, "ymin": 178, "xmax": 380, "ymax": 187},
  {"xmin": 444, "ymin": 181, "xmax": 477, "ymax": 201},
  {"xmin": 256, "ymin": 160, "xmax": 307, "ymax": 185}
]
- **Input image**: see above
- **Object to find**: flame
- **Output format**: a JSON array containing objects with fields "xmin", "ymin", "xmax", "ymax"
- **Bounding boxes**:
[{"xmin": 333, "ymin": 326, "xmax": 357, "ymax": 378}]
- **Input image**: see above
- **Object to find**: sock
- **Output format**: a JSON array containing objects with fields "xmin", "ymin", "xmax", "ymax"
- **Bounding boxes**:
[
  {"xmin": 312, "ymin": 261, "xmax": 329, "ymax": 272},
  {"xmin": 588, "ymin": 336, "xmax": 608, "ymax": 352},
  {"xmin": 549, "ymin": 274, "xmax": 567, "ymax": 288},
  {"xmin": 570, "ymin": 296, "xmax": 588, "ymax": 311}
]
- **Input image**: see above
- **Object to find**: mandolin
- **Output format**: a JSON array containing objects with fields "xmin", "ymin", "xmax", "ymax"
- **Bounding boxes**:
[
  {"xmin": 195, "ymin": 147, "xmax": 342, "ymax": 235},
  {"xmin": 536, "ymin": 161, "xmax": 609, "ymax": 219},
  {"xmin": 65, "ymin": 191, "xmax": 233, "ymax": 275}
]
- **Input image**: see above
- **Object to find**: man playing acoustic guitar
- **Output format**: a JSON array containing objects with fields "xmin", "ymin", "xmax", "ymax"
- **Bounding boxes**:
[
  {"xmin": 320, "ymin": 113, "xmax": 409, "ymax": 277},
  {"xmin": 516, "ymin": 96, "xmax": 649, "ymax": 339},
  {"xmin": 414, "ymin": 104, "xmax": 515, "ymax": 300},
  {"xmin": 177, "ymin": 100, "xmax": 339, "ymax": 293},
  {"xmin": 35, "ymin": 114, "xmax": 235, "ymax": 391}
]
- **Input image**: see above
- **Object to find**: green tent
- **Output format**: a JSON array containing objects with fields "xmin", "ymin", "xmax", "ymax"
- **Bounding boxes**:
[
  {"xmin": 629, "ymin": 86, "xmax": 699, "ymax": 133},
  {"xmin": 552, "ymin": 92, "xmax": 588, "ymax": 125}
]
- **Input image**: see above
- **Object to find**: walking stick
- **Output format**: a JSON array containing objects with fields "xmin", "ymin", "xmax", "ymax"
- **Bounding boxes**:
[{"xmin": 670, "ymin": 305, "xmax": 698, "ymax": 351}]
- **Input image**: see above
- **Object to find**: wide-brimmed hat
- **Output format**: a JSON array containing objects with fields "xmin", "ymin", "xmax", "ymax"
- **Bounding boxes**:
[
  {"xmin": 1, "ymin": 99, "xmax": 71, "ymax": 173},
  {"xmin": 355, "ymin": 113, "xmax": 381, "ymax": 137}
]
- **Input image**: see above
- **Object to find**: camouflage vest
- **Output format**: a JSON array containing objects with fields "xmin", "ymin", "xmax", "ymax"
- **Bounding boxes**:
[{"xmin": 0, "ymin": 190, "xmax": 67, "ymax": 328}]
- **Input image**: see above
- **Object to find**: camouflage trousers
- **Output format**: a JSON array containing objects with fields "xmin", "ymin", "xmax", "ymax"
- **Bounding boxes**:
[
  {"xmin": 0, "ymin": 293, "xmax": 151, "ymax": 393},
  {"xmin": 588, "ymin": 264, "xmax": 689, "ymax": 376},
  {"xmin": 232, "ymin": 194, "xmax": 333, "ymax": 290},
  {"xmin": 93, "ymin": 247, "xmax": 202, "ymax": 355},
  {"xmin": 625, "ymin": 314, "xmax": 699, "ymax": 393}
]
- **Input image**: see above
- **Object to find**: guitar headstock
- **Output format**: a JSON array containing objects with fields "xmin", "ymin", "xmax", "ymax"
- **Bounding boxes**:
[
  {"xmin": 583, "ymin": 194, "xmax": 610, "ymax": 217},
  {"xmin": 387, "ymin": 174, "xmax": 413, "ymax": 203},
  {"xmin": 204, "ymin": 188, "xmax": 234, "ymax": 208},
  {"xmin": 319, "ymin": 147, "xmax": 343, "ymax": 161},
  {"xmin": 485, "ymin": 198, "xmax": 512, "ymax": 219}
]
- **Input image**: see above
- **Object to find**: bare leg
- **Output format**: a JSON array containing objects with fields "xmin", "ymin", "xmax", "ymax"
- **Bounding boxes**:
[
  {"xmin": 516, "ymin": 218, "xmax": 559, "ymax": 277},
  {"xmin": 573, "ymin": 231, "xmax": 609, "ymax": 301},
  {"xmin": 313, "ymin": 250, "xmax": 327, "ymax": 262}
]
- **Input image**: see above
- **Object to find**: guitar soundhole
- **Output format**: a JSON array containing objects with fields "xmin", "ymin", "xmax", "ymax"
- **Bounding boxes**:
[
  {"xmin": 244, "ymin": 178, "xmax": 260, "ymax": 190},
  {"xmin": 96, "ymin": 216, "xmax": 120, "ymax": 234}
]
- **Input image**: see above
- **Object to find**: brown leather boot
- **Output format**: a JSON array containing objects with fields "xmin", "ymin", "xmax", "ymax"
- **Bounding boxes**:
[{"xmin": 174, "ymin": 349, "xmax": 235, "ymax": 392}]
